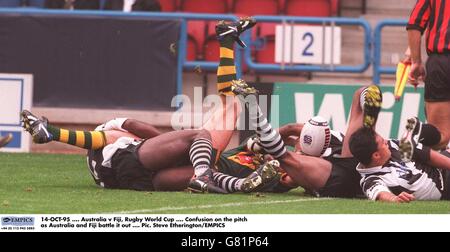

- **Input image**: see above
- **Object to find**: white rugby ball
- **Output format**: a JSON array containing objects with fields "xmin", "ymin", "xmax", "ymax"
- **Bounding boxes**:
[{"xmin": 299, "ymin": 116, "xmax": 331, "ymax": 157}]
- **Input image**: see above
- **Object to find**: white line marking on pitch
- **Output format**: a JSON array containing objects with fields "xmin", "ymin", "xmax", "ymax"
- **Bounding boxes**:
[{"xmin": 102, "ymin": 198, "xmax": 335, "ymax": 214}]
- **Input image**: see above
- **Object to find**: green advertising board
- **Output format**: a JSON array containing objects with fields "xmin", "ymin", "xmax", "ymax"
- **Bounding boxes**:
[{"xmin": 272, "ymin": 83, "xmax": 425, "ymax": 139}]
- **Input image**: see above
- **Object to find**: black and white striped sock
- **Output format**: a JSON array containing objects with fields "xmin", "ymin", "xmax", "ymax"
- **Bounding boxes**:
[
  {"xmin": 250, "ymin": 106, "xmax": 286, "ymax": 158},
  {"xmin": 213, "ymin": 172, "xmax": 244, "ymax": 193},
  {"xmin": 189, "ymin": 138, "xmax": 213, "ymax": 177}
]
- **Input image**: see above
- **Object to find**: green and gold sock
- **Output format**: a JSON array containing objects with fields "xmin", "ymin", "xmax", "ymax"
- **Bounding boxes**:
[
  {"xmin": 217, "ymin": 36, "xmax": 237, "ymax": 96},
  {"xmin": 47, "ymin": 125, "xmax": 106, "ymax": 150}
]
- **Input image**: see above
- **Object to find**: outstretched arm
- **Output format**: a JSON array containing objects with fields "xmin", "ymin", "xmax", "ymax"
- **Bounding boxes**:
[
  {"xmin": 377, "ymin": 191, "xmax": 415, "ymax": 203},
  {"xmin": 426, "ymin": 150, "xmax": 450, "ymax": 171},
  {"xmin": 406, "ymin": 0, "xmax": 429, "ymax": 86},
  {"xmin": 407, "ymin": 29, "xmax": 426, "ymax": 85},
  {"xmin": 361, "ymin": 175, "xmax": 415, "ymax": 203}
]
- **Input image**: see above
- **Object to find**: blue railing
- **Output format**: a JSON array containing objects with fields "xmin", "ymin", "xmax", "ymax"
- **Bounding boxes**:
[
  {"xmin": 373, "ymin": 19, "xmax": 408, "ymax": 84},
  {"xmin": 1, "ymin": 8, "xmax": 401, "ymax": 90},
  {"xmin": 0, "ymin": 8, "xmax": 242, "ymax": 98},
  {"xmin": 242, "ymin": 15, "xmax": 372, "ymax": 73}
]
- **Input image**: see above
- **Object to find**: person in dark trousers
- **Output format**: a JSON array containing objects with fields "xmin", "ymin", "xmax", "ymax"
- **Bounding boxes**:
[
  {"xmin": 103, "ymin": 0, "xmax": 161, "ymax": 12},
  {"xmin": 44, "ymin": 0, "xmax": 100, "ymax": 10},
  {"xmin": 407, "ymin": 0, "xmax": 450, "ymax": 150}
]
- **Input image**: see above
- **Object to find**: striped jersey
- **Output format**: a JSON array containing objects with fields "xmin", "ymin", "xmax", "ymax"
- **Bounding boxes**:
[
  {"xmin": 357, "ymin": 140, "xmax": 446, "ymax": 200},
  {"xmin": 407, "ymin": 0, "xmax": 450, "ymax": 54}
]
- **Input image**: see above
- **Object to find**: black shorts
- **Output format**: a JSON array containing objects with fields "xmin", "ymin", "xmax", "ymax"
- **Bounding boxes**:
[
  {"xmin": 111, "ymin": 143, "xmax": 154, "ymax": 191},
  {"xmin": 443, "ymin": 170, "xmax": 450, "ymax": 200},
  {"xmin": 425, "ymin": 54, "xmax": 450, "ymax": 102},
  {"xmin": 316, "ymin": 157, "xmax": 362, "ymax": 198},
  {"xmin": 438, "ymin": 151, "xmax": 450, "ymax": 200}
]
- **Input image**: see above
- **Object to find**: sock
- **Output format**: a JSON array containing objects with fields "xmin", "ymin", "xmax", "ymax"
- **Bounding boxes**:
[
  {"xmin": 213, "ymin": 172, "xmax": 244, "ymax": 193},
  {"xmin": 249, "ymin": 105, "xmax": 287, "ymax": 158},
  {"xmin": 189, "ymin": 138, "xmax": 213, "ymax": 177},
  {"xmin": 420, "ymin": 124, "xmax": 441, "ymax": 147},
  {"xmin": 360, "ymin": 88, "xmax": 368, "ymax": 111},
  {"xmin": 217, "ymin": 36, "xmax": 236, "ymax": 96},
  {"xmin": 46, "ymin": 125, "xmax": 106, "ymax": 150}
]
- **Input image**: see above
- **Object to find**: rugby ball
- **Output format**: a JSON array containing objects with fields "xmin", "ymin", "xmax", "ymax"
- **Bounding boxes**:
[{"xmin": 299, "ymin": 116, "xmax": 331, "ymax": 157}]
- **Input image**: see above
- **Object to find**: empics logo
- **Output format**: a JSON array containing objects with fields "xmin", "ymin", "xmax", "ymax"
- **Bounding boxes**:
[{"xmin": 1, "ymin": 216, "xmax": 34, "ymax": 226}]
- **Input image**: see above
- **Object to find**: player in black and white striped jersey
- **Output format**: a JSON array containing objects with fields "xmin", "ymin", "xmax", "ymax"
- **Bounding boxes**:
[
  {"xmin": 350, "ymin": 115, "xmax": 450, "ymax": 202},
  {"xmin": 241, "ymin": 85, "xmax": 384, "ymax": 198}
]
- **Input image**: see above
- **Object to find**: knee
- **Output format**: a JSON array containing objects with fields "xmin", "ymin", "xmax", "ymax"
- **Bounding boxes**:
[{"xmin": 122, "ymin": 118, "xmax": 136, "ymax": 129}]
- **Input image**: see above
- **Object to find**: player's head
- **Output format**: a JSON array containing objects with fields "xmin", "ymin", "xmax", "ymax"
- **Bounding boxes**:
[
  {"xmin": 299, "ymin": 116, "xmax": 331, "ymax": 157},
  {"xmin": 349, "ymin": 127, "xmax": 390, "ymax": 166}
]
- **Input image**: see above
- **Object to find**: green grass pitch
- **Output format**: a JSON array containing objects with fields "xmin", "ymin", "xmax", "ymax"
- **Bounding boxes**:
[{"xmin": 0, "ymin": 153, "xmax": 449, "ymax": 214}]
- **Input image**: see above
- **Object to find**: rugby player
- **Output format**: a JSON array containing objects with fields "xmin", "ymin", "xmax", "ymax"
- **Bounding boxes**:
[
  {"xmin": 242, "ymin": 85, "xmax": 385, "ymax": 198},
  {"xmin": 20, "ymin": 17, "xmax": 283, "ymax": 194},
  {"xmin": 350, "ymin": 115, "xmax": 450, "ymax": 202}
]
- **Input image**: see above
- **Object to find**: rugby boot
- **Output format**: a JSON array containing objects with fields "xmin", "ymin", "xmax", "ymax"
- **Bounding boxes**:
[
  {"xmin": 21, "ymin": 110, "xmax": 53, "ymax": 144},
  {"xmin": 0, "ymin": 133, "xmax": 13, "ymax": 148},
  {"xmin": 399, "ymin": 117, "xmax": 423, "ymax": 162},
  {"xmin": 187, "ymin": 169, "xmax": 228, "ymax": 194},
  {"xmin": 362, "ymin": 85, "xmax": 383, "ymax": 128},
  {"xmin": 231, "ymin": 79, "xmax": 258, "ymax": 97},
  {"xmin": 241, "ymin": 160, "xmax": 279, "ymax": 193},
  {"xmin": 215, "ymin": 17, "xmax": 257, "ymax": 48}
]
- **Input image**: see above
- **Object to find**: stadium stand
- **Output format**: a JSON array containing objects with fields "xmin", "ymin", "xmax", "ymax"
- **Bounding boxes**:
[
  {"xmin": 254, "ymin": 23, "xmax": 276, "ymax": 64},
  {"xmin": 232, "ymin": 0, "xmax": 279, "ymax": 16},
  {"xmin": 331, "ymin": 0, "xmax": 339, "ymax": 16},
  {"xmin": 0, "ymin": 0, "xmax": 23, "ymax": 7},
  {"xmin": 284, "ymin": 0, "xmax": 332, "ymax": 17},
  {"xmin": 186, "ymin": 36, "xmax": 198, "ymax": 61},
  {"xmin": 180, "ymin": 0, "xmax": 228, "ymax": 14},
  {"xmin": 99, "ymin": 0, "xmax": 106, "ymax": 9},
  {"xmin": 203, "ymin": 21, "xmax": 220, "ymax": 62},
  {"xmin": 159, "ymin": 0, "xmax": 178, "ymax": 12},
  {"xmin": 186, "ymin": 20, "xmax": 206, "ymax": 60},
  {"xmin": 27, "ymin": 0, "xmax": 45, "ymax": 7}
]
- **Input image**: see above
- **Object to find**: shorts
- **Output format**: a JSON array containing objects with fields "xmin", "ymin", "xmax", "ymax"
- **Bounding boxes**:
[
  {"xmin": 438, "ymin": 151, "xmax": 450, "ymax": 200},
  {"xmin": 111, "ymin": 142, "xmax": 154, "ymax": 191},
  {"xmin": 316, "ymin": 157, "xmax": 362, "ymax": 198},
  {"xmin": 442, "ymin": 170, "xmax": 450, "ymax": 200},
  {"xmin": 425, "ymin": 54, "xmax": 450, "ymax": 102},
  {"xmin": 87, "ymin": 149, "xmax": 120, "ymax": 189}
]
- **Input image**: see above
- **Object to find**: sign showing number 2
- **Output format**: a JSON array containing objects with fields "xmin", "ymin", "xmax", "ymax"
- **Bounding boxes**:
[
  {"xmin": 302, "ymin": 32, "xmax": 314, "ymax": 57},
  {"xmin": 275, "ymin": 25, "xmax": 341, "ymax": 65}
]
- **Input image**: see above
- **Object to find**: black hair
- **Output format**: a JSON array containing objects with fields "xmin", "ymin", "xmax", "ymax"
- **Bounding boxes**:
[
  {"xmin": 421, "ymin": 123, "xmax": 441, "ymax": 147},
  {"xmin": 349, "ymin": 127, "xmax": 378, "ymax": 166}
]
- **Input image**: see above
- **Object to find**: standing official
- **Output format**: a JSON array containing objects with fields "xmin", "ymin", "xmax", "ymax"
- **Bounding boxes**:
[{"xmin": 407, "ymin": 0, "xmax": 450, "ymax": 149}]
